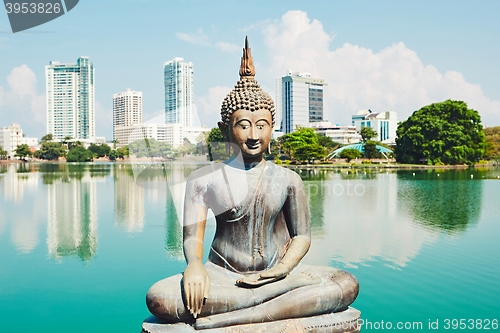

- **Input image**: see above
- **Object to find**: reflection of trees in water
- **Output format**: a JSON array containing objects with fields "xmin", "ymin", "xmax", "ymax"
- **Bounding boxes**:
[
  {"xmin": 397, "ymin": 170, "xmax": 483, "ymax": 233},
  {"xmin": 304, "ymin": 180, "xmax": 325, "ymax": 237},
  {"xmin": 165, "ymin": 189, "xmax": 183, "ymax": 259},
  {"xmin": 39, "ymin": 163, "xmax": 111, "ymax": 184},
  {"xmin": 295, "ymin": 167, "xmax": 393, "ymax": 181}
]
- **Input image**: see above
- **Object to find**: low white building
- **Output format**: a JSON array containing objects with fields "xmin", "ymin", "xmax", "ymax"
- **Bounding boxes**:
[
  {"xmin": 114, "ymin": 123, "xmax": 210, "ymax": 149},
  {"xmin": 352, "ymin": 110, "xmax": 398, "ymax": 144},
  {"xmin": 310, "ymin": 121, "xmax": 362, "ymax": 145},
  {"xmin": 0, "ymin": 123, "xmax": 38, "ymax": 159}
]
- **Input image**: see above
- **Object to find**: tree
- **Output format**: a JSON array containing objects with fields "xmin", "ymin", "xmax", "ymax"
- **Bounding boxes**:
[
  {"xmin": 14, "ymin": 144, "xmax": 32, "ymax": 160},
  {"xmin": 129, "ymin": 138, "xmax": 174, "ymax": 158},
  {"xmin": 178, "ymin": 138, "xmax": 196, "ymax": 157},
  {"xmin": 360, "ymin": 127, "xmax": 378, "ymax": 142},
  {"xmin": 88, "ymin": 143, "xmax": 111, "ymax": 158},
  {"xmin": 62, "ymin": 136, "xmax": 72, "ymax": 148},
  {"xmin": 364, "ymin": 140, "xmax": 382, "ymax": 159},
  {"xmin": 317, "ymin": 135, "xmax": 339, "ymax": 150},
  {"xmin": 116, "ymin": 146, "xmax": 129, "ymax": 159},
  {"xmin": 294, "ymin": 144, "xmax": 327, "ymax": 163},
  {"xmin": 395, "ymin": 100, "xmax": 486, "ymax": 165},
  {"xmin": 0, "ymin": 146, "xmax": 8, "ymax": 160},
  {"xmin": 280, "ymin": 127, "xmax": 318, "ymax": 160},
  {"xmin": 36, "ymin": 141, "xmax": 66, "ymax": 160},
  {"xmin": 109, "ymin": 149, "xmax": 118, "ymax": 161},
  {"xmin": 41, "ymin": 134, "xmax": 53, "ymax": 142},
  {"xmin": 484, "ymin": 126, "xmax": 500, "ymax": 159},
  {"xmin": 66, "ymin": 146, "xmax": 93, "ymax": 162},
  {"xmin": 206, "ymin": 128, "xmax": 229, "ymax": 161},
  {"xmin": 340, "ymin": 148, "xmax": 362, "ymax": 162}
]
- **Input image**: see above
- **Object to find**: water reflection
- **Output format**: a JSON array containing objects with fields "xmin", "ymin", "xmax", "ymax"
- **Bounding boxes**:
[
  {"xmin": 114, "ymin": 167, "xmax": 145, "ymax": 233},
  {"xmin": 116, "ymin": 163, "xmax": 199, "ymax": 260},
  {"xmin": 0, "ymin": 163, "xmax": 493, "ymax": 267},
  {"xmin": 301, "ymin": 170, "xmax": 440, "ymax": 268},
  {"xmin": 3, "ymin": 163, "xmax": 38, "ymax": 203},
  {"xmin": 47, "ymin": 172, "xmax": 100, "ymax": 261},
  {"xmin": 398, "ymin": 170, "xmax": 484, "ymax": 233}
]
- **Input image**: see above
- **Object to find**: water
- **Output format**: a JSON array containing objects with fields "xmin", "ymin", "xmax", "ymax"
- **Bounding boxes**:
[{"xmin": 0, "ymin": 163, "xmax": 499, "ymax": 332}]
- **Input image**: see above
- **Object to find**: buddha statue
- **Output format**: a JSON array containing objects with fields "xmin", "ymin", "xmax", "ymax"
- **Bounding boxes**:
[{"xmin": 145, "ymin": 37, "xmax": 359, "ymax": 331}]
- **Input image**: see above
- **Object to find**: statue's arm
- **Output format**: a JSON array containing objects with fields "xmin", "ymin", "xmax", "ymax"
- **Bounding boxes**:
[
  {"xmin": 238, "ymin": 172, "xmax": 311, "ymax": 286},
  {"xmin": 182, "ymin": 175, "xmax": 210, "ymax": 318},
  {"xmin": 261, "ymin": 173, "xmax": 311, "ymax": 279}
]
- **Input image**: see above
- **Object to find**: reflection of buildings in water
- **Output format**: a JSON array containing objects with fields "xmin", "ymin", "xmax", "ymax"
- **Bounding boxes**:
[
  {"xmin": 10, "ymin": 216, "xmax": 40, "ymax": 253},
  {"xmin": 2, "ymin": 164, "xmax": 39, "ymax": 203},
  {"xmin": 304, "ymin": 173, "xmax": 438, "ymax": 268},
  {"xmin": 114, "ymin": 170, "xmax": 145, "ymax": 233},
  {"xmin": 0, "ymin": 164, "xmax": 43, "ymax": 253},
  {"xmin": 46, "ymin": 173, "xmax": 98, "ymax": 261}
]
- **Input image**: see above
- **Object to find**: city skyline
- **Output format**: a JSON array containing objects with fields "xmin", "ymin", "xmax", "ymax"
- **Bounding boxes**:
[{"xmin": 1, "ymin": 1, "xmax": 500, "ymax": 140}]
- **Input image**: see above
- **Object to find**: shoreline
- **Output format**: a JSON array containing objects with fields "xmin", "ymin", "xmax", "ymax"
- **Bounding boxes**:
[{"xmin": 1, "ymin": 158, "xmax": 498, "ymax": 170}]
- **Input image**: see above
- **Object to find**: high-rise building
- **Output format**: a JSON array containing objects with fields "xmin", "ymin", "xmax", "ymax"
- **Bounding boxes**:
[
  {"xmin": 164, "ymin": 57, "xmax": 193, "ymax": 127},
  {"xmin": 280, "ymin": 72, "xmax": 327, "ymax": 134},
  {"xmin": 46, "ymin": 56, "xmax": 95, "ymax": 141},
  {"xmin": 113, "ymin": 89, "xmax": 142, "ymax": 142},
  {"xmin": 275, "ymin": 78, "xmax": 283, "ymax": 132}
]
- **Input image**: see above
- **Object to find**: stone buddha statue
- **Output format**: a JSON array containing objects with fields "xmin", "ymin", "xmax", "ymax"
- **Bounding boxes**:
[{"xmin": 145, "ymin": 37, "xmax": 359, "ymax": 332}]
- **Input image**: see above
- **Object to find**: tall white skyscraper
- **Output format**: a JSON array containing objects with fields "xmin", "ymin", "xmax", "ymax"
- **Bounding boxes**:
[
  {"xmin": 46, "ymin": 57, "xmax": 95, "ymax": 141},
  {"xmin": 164, "ymin": 57, "xmax": 193, "ymax": 127},
  {"xmin": 113, "ymin": 89, "xmax": 143, "ymax": 142},
  {"xmin": 280, "ymin": 72, "xmax": 327, "ymax": 134},
  {"xmin": 275, "ymin": 78, "xmax": 283, "ymax": 132}
]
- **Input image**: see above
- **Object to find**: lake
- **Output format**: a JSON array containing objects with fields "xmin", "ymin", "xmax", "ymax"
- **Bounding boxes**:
[{"xmin": 0, "ymin": 162, "xmax": 499, "ymax": 332}]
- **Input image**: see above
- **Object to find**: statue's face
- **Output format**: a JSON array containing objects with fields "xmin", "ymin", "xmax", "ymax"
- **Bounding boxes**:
[{"xmin": 227, "ymin": 108, "xmax": 273, "ymax": 161}]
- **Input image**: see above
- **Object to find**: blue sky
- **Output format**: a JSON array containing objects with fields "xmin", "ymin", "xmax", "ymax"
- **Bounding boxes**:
[{"xmin": 1, "ymin": 0, "xmax": 499, "ymax": 140}]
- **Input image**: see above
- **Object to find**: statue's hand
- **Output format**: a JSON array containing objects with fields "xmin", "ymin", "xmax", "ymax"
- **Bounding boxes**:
[
  {"xmin": 183, "ymin": 260, "xmax": 210, "ymax": 318},
  {"xmin": 260, "ymin": 261, "xmax": 290, "ymax": 279},
  {"xmin": 236, "ymin": 262, "xmax": 289, "ymax": 287}
]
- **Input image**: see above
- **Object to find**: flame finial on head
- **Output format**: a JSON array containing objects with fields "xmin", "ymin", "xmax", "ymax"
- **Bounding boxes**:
[
  {"xmin": 220, "ymin": 37, "xmax": 275, "ymax": 127},
  {"xmin": 239, "ymin": 36, "xmax": 255, "ymax": 78}
]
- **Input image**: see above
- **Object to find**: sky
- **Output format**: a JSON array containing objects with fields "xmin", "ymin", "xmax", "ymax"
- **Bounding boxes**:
[{"xmin": 1, "ymin": 0, "xmax": 499, "ymax": 140}]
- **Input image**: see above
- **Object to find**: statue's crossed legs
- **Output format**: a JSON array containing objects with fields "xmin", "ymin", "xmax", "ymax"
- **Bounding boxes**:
[{"xmin": 147, "ymin": 262, "xmax": 359, "ymax": 330}]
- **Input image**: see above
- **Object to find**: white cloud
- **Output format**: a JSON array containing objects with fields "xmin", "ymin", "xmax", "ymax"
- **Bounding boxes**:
[
  {"xmin": 195, "ymin": 86, "xmax": 231, "ymax": 126},
  {"xmin": 175, "ymin": 28, "xmax": 241, "ymax": 55},
  {"xmin": 216, "ymin": 41, "xmax": 240, "ymax": 53},
  {"xmin": 0, "ymin": 65, "xmax": 45, "ymax": 136},
  {"xmin": 259, "ymin": 10, "xmax": 500, "ymax": 126},
  {"xmin": 7, "ymin": 65, "xmax": 38, "ymax": 98},
  {"xmin": 175, "ymin": 29, "xmax": 211, "ymax": 46}
]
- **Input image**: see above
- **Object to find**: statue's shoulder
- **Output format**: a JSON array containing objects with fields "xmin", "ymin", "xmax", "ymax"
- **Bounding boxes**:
[
  {"xmin": 187, "ymin": 162, "xmax": 225, "ymax": 184},
  {"xmin": 266, "ymin": 162, "xmax": 303, "ymax": 185}
]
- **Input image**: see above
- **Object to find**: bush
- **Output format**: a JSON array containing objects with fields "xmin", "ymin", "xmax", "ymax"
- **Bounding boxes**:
[{"xmin": 66, "ymin": 146, "xmax": 93, "ymax": 162}]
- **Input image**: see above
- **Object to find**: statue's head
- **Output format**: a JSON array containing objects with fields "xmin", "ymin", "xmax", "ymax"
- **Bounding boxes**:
[{"xmin": 218, "ymin": 37, "xmax": 275, "ymax": 161}]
